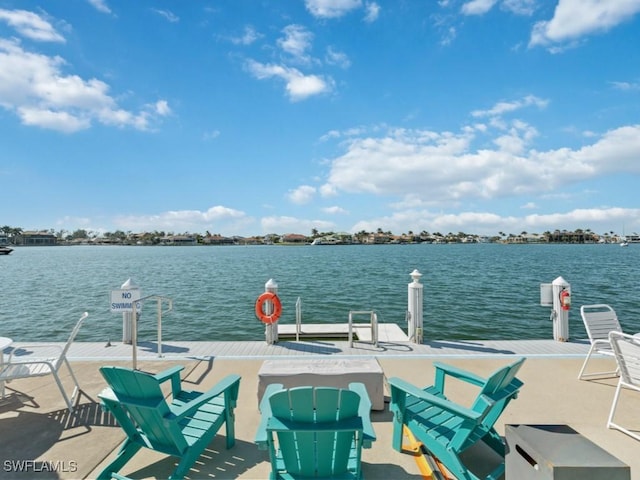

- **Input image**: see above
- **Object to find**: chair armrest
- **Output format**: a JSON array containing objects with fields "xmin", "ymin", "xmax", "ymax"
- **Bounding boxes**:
[
  {"xmin": 255, "ymin": 383, "xmax": 284, "ymax": 449},
  {"xmin": 169, "ymin": 374, "xmax": 241, "ymax": 421},
  {"xmin": 153, "ymin": 365, "xmax": 184, "ymax": 396},
  {"xmin": 388, "ymin": 377, "xmax": 482, "ymax": 422},
  {"xmin": 349, "ymin": 382, "xmax": 376, "ymax": 447},
  {"xmin": 433, "ymin": 361, "xmax": 486, "ymax": 389},
  {"xmin": 6, "ymin": 345, "xmax": 63, "ymax": 363},
  {"xmin": 591, "ymin": 339, "xmax": 614, "ymax": 350}
]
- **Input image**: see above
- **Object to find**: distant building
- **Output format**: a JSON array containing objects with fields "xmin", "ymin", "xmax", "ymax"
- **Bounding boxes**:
[
  {"xmin": 281, "ymin": 233, "xmax": 308, "ymax": 244},
  {"xmin": 162, "ymin": 235, "xmax": 197, "ymax": 245},
  {"xmin": 16, "ymin": 231, "xmax": 57, "ymax": 246},
  {"xmin": 202, "ymin": 234, "xmax": 235, "ymax": 245},
  {"xmin": 365, "ymin": 233, "xmax": 391, "ymax": 244}
]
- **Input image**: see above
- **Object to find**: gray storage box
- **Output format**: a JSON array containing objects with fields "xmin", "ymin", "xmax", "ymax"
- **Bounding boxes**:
[{"xmin": 505, "ymin": 424, "xmax": 630, "ymax": 479}]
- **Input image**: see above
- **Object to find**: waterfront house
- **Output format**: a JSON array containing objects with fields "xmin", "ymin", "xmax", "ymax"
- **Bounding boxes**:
[
  {"xmin": 161, "ymin": 235, "xmax": 197, "ymax": 246},
  {"xmin": 202, "ymin": 234, "xmax": 235, "ymax": 245},
  {"xmin": 280, "ymin": 233, "xmax": 308, "ymax": 244},
  {"xmin": 15, "ymin": 230, "xmax": 57, "ymax": 246}
]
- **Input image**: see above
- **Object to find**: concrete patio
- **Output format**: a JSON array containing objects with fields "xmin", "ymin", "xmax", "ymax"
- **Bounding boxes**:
[{"xmin": 0, "ymin": 343, "xmax": 638, "ymax": 479}]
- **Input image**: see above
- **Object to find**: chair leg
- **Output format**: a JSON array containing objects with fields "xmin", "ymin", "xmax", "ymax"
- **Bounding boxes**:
[
  {"xmin": 578, "ymin": 346, "xmax": 596, "ymax": 379},
  {"xmin": 444, "ymin": 453, "xmax": 481, "ymax": 480},
  {"xmin": 578, "ymin": 347, "xmax": 618, "ymax": 380},
  {"xmin": 97, "ymin": 440, "xmax": 142, "ymax": 480},
  {"xmin": 481, "ymin": 429, "xmax": 505, "ymax": 456},
  {"xmin": 52, "ymin": 370, "xmax": 75, "ymax": 413},
  {"xmin": 64, "ymin": 357, "xmax": 81, "ymax": 400},
  {"xmin": 607, "ymin": 380, "xmax": 621, "ymax": 426},
  {"xmin": 607, "ymin": 382, "xmax": 640, "ymax": 442}
]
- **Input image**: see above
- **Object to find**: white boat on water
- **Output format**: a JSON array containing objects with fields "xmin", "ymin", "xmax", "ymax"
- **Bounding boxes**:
[{"xmin": 0, "ymin": 246, "xmax": 13, "ymax": 255}]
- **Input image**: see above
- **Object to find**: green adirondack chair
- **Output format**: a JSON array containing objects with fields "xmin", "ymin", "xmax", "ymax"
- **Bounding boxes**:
[
  {"xmin": 389, "ymin": 358, "xmax": 525, "ymax": 480},
  {"xmin": 255, "ymin": 383, "xmax": 376, "ymax": 479},
  {"xmin": 98, "ymin": 365, "xmax": 241, "ymax": 480}
]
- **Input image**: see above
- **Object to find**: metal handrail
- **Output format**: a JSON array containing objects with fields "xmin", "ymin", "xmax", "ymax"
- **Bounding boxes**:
[
  {"xmin": 131, "ymin": 295, "xmax": 173, "ymax": 369},
  {"xmin": 348, "ymin": 310, "xmax": 378, "ymax": 348}
]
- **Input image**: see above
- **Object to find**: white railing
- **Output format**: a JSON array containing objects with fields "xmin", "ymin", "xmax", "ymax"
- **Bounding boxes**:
[
  {"xmin": 131, "ymin": 295, "xmax": 173, "ymax": 369},
  {"xmin": 348, "ymin": 310, "xmax": 378, "ymax": 348}
]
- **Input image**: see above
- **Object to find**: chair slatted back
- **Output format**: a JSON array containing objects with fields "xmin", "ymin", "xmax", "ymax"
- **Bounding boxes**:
[
  {"xmin": 610, "ymin": 332, "xmax": 640, "ymax": 387},
  {"xmin": 581, "ymin": 304, "xmax": 622, "ymax": 343},
  {"xmin": 55, "ymin": 312, "xmax": 88, "ymax": 370},
  {"xmin": 268, "ymin": 386, "xmax": 361, "ymax": 478},
  {"xmin": 462, "ymin": 358, "xmax": 525, "ymax": 449},
  {"xmin": 100, "ymin": 366, "xmax": 188, "ymax": 456}
]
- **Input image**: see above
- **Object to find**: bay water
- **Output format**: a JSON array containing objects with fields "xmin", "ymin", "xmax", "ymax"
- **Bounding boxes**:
[{"xmin": 1, "ymin": 243, "xmax": 638, "ymax": 343}]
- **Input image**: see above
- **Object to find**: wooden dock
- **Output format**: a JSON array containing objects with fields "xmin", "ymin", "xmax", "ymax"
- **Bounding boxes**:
[{"xmin": 6, "ymin": 322, "xmax": 593, "ymax": 363}]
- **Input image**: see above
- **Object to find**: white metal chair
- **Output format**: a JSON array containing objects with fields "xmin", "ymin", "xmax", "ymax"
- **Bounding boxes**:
[
  {"xmin": 0, "ymin": 312, "xmax": 88, "ymax": 412},
  {"xmin": 578, "ymin": 304, "xmax": 622, "ymax": 380},
  {"xmin": 608, "ymin": 331, "xmax": 640, "ymax": 441}
]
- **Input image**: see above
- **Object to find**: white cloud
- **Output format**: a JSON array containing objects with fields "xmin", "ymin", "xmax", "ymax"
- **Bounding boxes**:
[
  {"xmin": 114, "ymin": 206, "xmax": 248, "ymax": 232},
  {"xmin": 323, "ymin": 206, "xmax": 348, "ymax": 214},
  {"xmin": 245, "ymin": 60, "xmax": 333, "ymax": 101},
  {"xmin": 349, "ymin": 207, "xmax": 640, "ymax": 237},
  {"xmin": 261, "ymin": 215, "xmax": 335, "ymax": 234},
  {"xmin": 502, "ymin": 0, "xmax": 535, "ymax": 15},
  {"xmin": 0, "ymin": 8, "xmax": 65, "ymax": 42},
  {"xmin": 305, "ymin": 0, "xmax": 362, "ymax": 18},
  {"xmin": 461, "ymin": 0, "xmax": 498, "ymax": 16},
  {"xmin": 461, "ymin": 0, "xmax": 536, "ymax": 16},
  {"xmin": 530, "ymin": 0, "xmax": 640, "ymax": 49},
  {"xmin": 153, "ymin": 100, "xmax": 171, "ymax": 116},
  {"xmin": 203, "ymin": 129, "xmax": 221, "ymax": 140},
  {"xmin": 471, "ymin": 95, "xmax": 548, "ymax": 118},
  {"xmin": 364, "ymin": 2, "xmax": 380, "ymax": 22},
  {"xmin": 611, "ymin": 80, "xmax": 640, "ymax": 91},
  {"xmin": 230, "ymin": 25, "xmax": 262, "ymax": 45},
  {"xmin": 0, "ymin": 38, "xmax": 170, "ymax": 132},
  {"xmin": 152, "ymin": 9, "xmax": 179, "ymax": 23},
  {"xmin": 18, "ymin": 107, "xmax": 90, "ymax": 133},
  {"xmin": 325, "ymin": 47, "xmax": 351, "ymax": 69},
  {"xmin": 288, "ymin": 185, "xmax": 317, "ymax": 204},
  {"xmin": 278, "ymin": 25, "xmax": 314, "ymax": 63},
  {"xmin": 87, "ymin": 0, "xmax": 112, "ymax": 14},
  {"xmin": 320, "ymin": 114, "xmax": 640, "ymax": 208}
]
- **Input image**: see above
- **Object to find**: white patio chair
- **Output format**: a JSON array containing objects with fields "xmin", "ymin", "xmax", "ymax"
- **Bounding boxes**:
[
  {"xmin": 0, "ymin": 312, "xmax": 88, "ymax": 412},
  {"xmin": 608, "ymin": 331, "xmax": 640, "ymax": 441},
  {"xmin": 578, "ymin": 304, "xmax": 622, "ymax": 380}
]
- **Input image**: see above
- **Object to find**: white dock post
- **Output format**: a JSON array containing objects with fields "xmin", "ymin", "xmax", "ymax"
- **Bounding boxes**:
[
  {"xmin": 551, "ymin": 276, "xmax": 571, "ymax": 342},
  {"xmin": 407, "ymin": 269, "xmax": 423, "ymax": 344},
  {"xmin": 120, "ymin": 278, "xmax": 141, "ymax": 345},
  {"xmin": 265, "ymin": 278, "xmax": 279, "ymax": 344}
]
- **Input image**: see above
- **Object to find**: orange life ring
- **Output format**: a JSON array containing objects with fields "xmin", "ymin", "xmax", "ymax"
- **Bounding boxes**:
[{"xmin": 255, "ymin": 292, "xmax": 282, "ymax": 324}]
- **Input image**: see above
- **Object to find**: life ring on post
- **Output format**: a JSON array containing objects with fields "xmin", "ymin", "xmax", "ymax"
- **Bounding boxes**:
[{"xmin": 255, "ymin": 292, "xmax": 282, "ymax": 324}]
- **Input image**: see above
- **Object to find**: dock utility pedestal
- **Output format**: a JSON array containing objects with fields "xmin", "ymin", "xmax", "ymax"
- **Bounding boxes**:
[{"xmin": 505, "ymin": 424, "xmax": 630, "ymax": 479}]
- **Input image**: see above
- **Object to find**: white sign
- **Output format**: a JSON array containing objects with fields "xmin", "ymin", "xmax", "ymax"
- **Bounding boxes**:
[{"xmin": 110, "ymin": 289, "xmax": 142, "ymax": 313}]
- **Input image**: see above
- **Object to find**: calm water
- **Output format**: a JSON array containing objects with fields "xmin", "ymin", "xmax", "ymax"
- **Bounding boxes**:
[{"xmin": 1, "ymin": 244, "xmax": 638, "ymax": 343}]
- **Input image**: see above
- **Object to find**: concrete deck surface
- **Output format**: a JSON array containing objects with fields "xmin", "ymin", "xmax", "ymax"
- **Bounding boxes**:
[{"xmin": 0, "ymin": 355, "xmax": 638, "ymax": 479}]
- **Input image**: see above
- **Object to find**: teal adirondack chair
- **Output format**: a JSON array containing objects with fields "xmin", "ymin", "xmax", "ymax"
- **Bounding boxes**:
[
  {"xmin": 255, "ymin": 383, "xmax": 376, "ymax": 479},
  {"xmin": 98, "ymin": 366, "xmax": 241, "ymax": 480},
  {"xmin": 389, "ymin": 358, "xmax": 525, "ymax": 480}
]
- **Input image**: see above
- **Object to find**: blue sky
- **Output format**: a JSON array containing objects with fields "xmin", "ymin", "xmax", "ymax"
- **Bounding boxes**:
[{"xmin": 1, "ymin": 0, "xmax": 639, "ymax": 238}]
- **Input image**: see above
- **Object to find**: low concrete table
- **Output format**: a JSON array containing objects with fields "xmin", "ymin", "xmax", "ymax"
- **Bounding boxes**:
[
  {"xmin": 258, "ymin": 358, "xmax": 385, "ymax": 410},
  {"xmin": 505, "ymin": 424, "xmax": 630, "ymax": 479}
]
